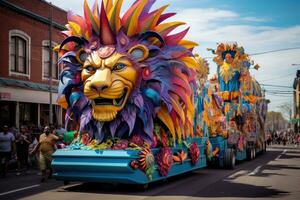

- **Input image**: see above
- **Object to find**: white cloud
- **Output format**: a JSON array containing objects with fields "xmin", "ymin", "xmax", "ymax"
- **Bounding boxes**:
[
  {"xmin": 173, "ymin": 8, "xmax": 238, "ymax": 24},
  {"xmin": 243, "ymin": 16, "xmax": 268, "ymax": 22}
]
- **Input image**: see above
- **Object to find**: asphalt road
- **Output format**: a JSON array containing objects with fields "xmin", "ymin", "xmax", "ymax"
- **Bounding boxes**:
[{"xmin": 1, "ymin": 145, "xmax": 299, "ymax": 200}]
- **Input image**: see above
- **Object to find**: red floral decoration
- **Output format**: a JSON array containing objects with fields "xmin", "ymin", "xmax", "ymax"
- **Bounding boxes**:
[
  {"xmin": 156, "ymin": 147, "xmax": 173, "ymax": 176},
  {"xmin": 112, "ymin": 140, "xmax": 128, "ymax": 150},
  {"xmin": 130, "ymin": 160, "xmax": 139, "ymax": 169},
  {"xmin": 151, "ymin": 135, "xmax": 158, "ymax": 148},
  {"xmin": 130, "ymin": 134, "xmax": 144, "ymax": 147},
  {"xmin": 73, "ymin": 131, "xmax": 79, "ymax": 139},
  {"xmin": 189, "ymin": 142, "xmax": 200, "ymax": 165},
  {"xmin": 160, "ymin": 128, "xmax": 169, "ymax": 147},
  {"xmin": 80, "ymin": 133, "xmax": 90, "ymax": 145}
]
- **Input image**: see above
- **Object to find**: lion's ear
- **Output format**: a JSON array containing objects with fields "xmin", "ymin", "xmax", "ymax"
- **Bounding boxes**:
[{"xmin": 128, "ymin": 45, "xmax": 149, "ymax": 62}]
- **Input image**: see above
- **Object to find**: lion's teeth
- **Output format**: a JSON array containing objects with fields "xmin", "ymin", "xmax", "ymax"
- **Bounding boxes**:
[{"xmin": 113, "ymin": 99, "xmax": 117, "ymax": 105}]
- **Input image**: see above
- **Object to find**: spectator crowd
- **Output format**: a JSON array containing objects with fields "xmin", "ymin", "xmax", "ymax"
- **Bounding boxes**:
[
  {"xmin": 266, "ymin": 129, "xmax": 300, "ymax": 147},
  {"xmin": 0, "ymin": 124, "xmax": 65, "ymax": 182}
]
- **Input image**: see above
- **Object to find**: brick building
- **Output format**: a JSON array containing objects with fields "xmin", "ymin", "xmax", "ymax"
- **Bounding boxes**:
[
  {"xmin": 293, "ymin": 70, "xmax": 300, "ymax": 133},
  {"xmin": 0, "ymin": 0, "xmax": 67, "ymax": 129}
]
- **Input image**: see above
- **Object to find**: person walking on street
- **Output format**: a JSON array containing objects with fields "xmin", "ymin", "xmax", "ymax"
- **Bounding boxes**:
[
  {"xmin": 0, "ymin": 125, "xmax": 15, "ymax": 178},
  {"xmin": 28, "ymin": 134, "xmax": 39, "ymax": 169},
  {"xmin": 16, "ymin": 125, "xmax": 32, "ymax": 175},
  {"xmin": 31, "ymin": 126, "xmax": 60, "ymax": 182}
]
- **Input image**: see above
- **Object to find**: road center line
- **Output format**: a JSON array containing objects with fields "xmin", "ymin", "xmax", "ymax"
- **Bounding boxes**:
[
  {"xmin": 275, "ymin": 149, "xmax": 286, "ymax": 160},
  {"xmin": 275, "ymin": 154, "xmax": 282, "ymax": 160},
  {"xmin": 281, "ymin": 149, "xmax": 287, "ymax": 154},
  {"xmin": 0, "ymin": 184, "xmax": 40, "ymax": 196},
  {"xmin": 248, "ymin": 165, "xmax": 262, "ymax": 176}
]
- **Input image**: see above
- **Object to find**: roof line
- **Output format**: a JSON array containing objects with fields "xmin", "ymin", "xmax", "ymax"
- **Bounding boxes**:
[{"xmin": 0, "ymin": 0, "xmax": 66, "ymax": 31}]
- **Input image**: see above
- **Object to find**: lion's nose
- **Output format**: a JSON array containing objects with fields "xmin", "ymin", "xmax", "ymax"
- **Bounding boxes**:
[
  {"xmin": 91, "ymin": 85, "xmax": 109, "ymax": 92},
  {"xmin": 90, "ymin": 68, "xmax": 111, "ymax": 92}
]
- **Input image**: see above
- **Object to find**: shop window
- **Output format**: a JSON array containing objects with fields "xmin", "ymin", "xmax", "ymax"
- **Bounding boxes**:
[
  {"xmin": 9, "ymin": 30, "xmax": 31, "ymax": 77},
  {"xmin": 42, "ymin": 40, "xmax": 59, "ymax": 80},
  {"xmin": 19, "ymin": 102, "xmax": 38, "ymax": 126},
  {"xmin": 40, "ymin": 104, "xmax": 59, "ymax": 127},
  {"xmin": 0, "ymin": 102, "xmax": 16, "ymax": 127}
]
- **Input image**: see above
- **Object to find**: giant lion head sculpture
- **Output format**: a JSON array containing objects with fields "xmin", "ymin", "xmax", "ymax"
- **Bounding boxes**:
[{"xmin": 57, "ymin": 0, "xmax": 201, "ymax": 144}]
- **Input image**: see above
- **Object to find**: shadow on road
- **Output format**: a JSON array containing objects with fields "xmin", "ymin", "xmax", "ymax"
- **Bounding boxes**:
[
  {"xmin": 261, "ymin": 164, "xmax": 300, "ymax": 171},
  {"xmin": 194, "ymin": 179, "xmax": 289, "ymax": 198},
  {"xmin": 280, "ymin": 154, "xmax": 300, "ymax": 160},
  {"xmin": 62, "ymin": 149, "xmax": 289, "ymax": 198},
  {"xmin": 62, "ymin": 173, "xmax": 289, "ymax": 198},
  {"xmin": 267, "ymin": 145, "xmax": 299, "ymax": 150}
]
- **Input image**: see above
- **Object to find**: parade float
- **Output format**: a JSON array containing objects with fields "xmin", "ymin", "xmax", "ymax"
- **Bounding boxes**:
[
  {"xmin": 206, "ymin": 42, "xmax": 268, "ymax": 168},
  {"xmin": 52, "ymin": 0, "xmax": 209, "ymax": 184}
]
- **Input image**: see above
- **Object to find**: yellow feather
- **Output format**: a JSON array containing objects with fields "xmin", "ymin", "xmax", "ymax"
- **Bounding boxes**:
[
  {"xmin": 219, "ymin": 62, "xmax": 234, "ymax": 83},
  {"xmin": 170, "ymin": 94, "xmax": 185, "ymax": 124},
  {"xmin": 68, "ymin": 22, "xmax": 82, "ymax": 36},
  {"xmin": 84, "ymin": 30, "xmax": 91, "ymax": 40},
  {"xmin": 108, "ymin": 0, "xmax": 123, "ymax": 33},
  {"xmin": 185, "ymin": 94, "xmax": 195, "ymax": 121},
  {"xmin": 174, "ymin": 117, "xmax": 182, "ymax": 142},
  {"xmin": 57, "ymin": 95, "xmax": 68, "ymax": 109},
  {"xmin": 157, "ymin": 105, "xmax": 176, "ymax": 140},
  {"xmin": 149, "ymin": 5, "xmax": 168, "ymax": 29},
  {"xmin": 179, "ymin": 40, "xmax": 199, "ymax": 49},
  {"xmin": 155, "ymin": 21, "xmax": 185, "ymax": 35},
  {"xmin": 127, "ymin": 0, "xmax": 148, "ymax": 36},
  {"xmin": 180, "ymin": 56, "xmax": 201, "ymax": 71},
  {"xmin": 103, "ymin": 0, "xmax": 113, "ymax": 13},
  {"xmin": 53, "ymin": 44, "xmax": 60, "ymax": 52}
]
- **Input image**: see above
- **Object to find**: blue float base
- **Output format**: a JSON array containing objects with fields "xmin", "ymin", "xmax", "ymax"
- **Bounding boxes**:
[
  {"xmin": 209, "ymin": 136, "xmax": 247, "ymax": 167},
  {"xmin": 52, "ymin": 137, "xmax": 207, "ymax": 184},
  {"xmin": 209, "ymin": 136, "xmax": 226, "ymax": 168},
  {"xmin": 235, "ymin": 149, "xmax": 247, "ymax": 161}
]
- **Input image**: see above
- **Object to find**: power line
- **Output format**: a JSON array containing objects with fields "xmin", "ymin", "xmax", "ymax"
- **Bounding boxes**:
[
  {"xmin": 265, "ymin": 93, "xmax": 293, "ymax": 97},
  {"xmin": 250, "ymin": 47, "xmax": 300, "ymax": 56},
  {"xmin": 268, "ymin": 98, "xmax": 292, "ymax": 102},
  {"xmin": 265, "ymin": 91, "xmax": 293, "ymax": 95},
  {"xmin": 259, "ymin": 72, "xmax": 295, "ymax": 82},
  {"xmin": 203, "ymin": 46, "xmax": 300, "ymax": 59},
  {"xmin": 266, "ymin": 93, "xmax": 293, "ymax": 96},
  {"xmin": 265, "ymin": 89, "xmax": 294, "ymax": 92},
  {"xmin": 261, "ymin": 84, "xmax": 293, "ymax": 89},
  {"xmin": 265, "ymin": 90, "xmax": 294, "ymax": 93}
]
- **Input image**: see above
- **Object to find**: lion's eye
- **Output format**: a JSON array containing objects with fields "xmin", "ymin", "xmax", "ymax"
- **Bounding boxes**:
[
  {"xmin": 113, "ymin": 63, "xmax": 126, "ymax": 71},
  {"xmin": 86, "ymin": 66, "xmax": 96, "ymax": 73}
]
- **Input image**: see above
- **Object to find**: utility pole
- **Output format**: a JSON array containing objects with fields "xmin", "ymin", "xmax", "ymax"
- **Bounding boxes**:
[{"xmin": 49, "ymin": 2, "xmax": 53, "ymax": 125}]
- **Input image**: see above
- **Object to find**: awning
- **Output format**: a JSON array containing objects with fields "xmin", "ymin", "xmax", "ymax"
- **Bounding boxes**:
[
  {"xmin": 0, "ymin": 77, "xmax": 57, "ymax": 92},
  {"xmin": 0, "ymin": 78, "xmax": 59, "ymax": 104}
]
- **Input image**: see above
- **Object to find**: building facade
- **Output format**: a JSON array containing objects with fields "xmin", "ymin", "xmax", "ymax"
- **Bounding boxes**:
[
  {"xmin": 0, "ymin": 0, "xmax": 67, "ymax": 129},
  {"xmin": 293, "ymin": 70, "xmax": 300, "ymax": 133}
]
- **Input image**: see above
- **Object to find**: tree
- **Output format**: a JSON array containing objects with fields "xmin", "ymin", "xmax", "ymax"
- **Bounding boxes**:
[
  {"xmin": 266, "ymin": 111, "xmax": 288, "ymax": 133},
  {"xmin": 278, "ymin": 102, "xmax": 292, "ymax": 128}
]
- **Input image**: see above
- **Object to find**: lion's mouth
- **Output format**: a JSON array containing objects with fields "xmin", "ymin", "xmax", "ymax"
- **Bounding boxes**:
[{"xmin": 93, "ymin": 89, "xmax": 127, "ymax": 107}]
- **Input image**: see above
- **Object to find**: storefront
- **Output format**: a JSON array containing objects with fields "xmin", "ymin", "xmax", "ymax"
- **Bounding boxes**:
[{"xmin": 0, "ymin": 80, "xmax": 63, "ymax": 129}]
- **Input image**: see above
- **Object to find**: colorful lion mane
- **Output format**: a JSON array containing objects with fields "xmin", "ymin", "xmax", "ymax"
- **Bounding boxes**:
[{"xmin": 57, "ymin": 0, "xmax": 201, "ymax": 144}]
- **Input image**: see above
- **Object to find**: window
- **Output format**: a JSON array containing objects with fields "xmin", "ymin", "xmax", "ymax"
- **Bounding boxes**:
[
  {"xmin": 42, "ymin": 40, "xmax": 59, "ymax": 80},
  {"xmin": 9, "ymin": 30, "xmax": 31, "ymax": 76}
]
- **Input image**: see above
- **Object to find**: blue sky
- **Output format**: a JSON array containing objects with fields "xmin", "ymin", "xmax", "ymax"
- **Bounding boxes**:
[{"xmin": 48, "ymin": 0, "xmax": 300, "ymax": 116}]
